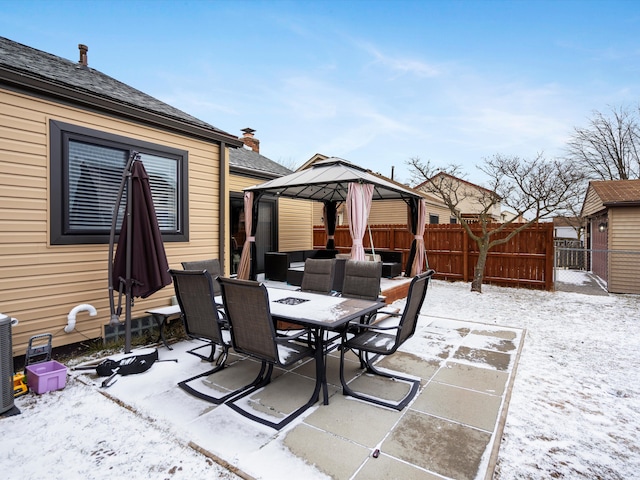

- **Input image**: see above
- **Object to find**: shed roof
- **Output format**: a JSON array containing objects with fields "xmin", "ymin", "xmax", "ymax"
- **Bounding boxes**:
[
  {"xmin": 581, "ymin": 179, "xmax": 640, "ymax": 217},
  {"xmin": 589, "ymin": 179, "xmax": 640, "ymax": 205},
  {"xmin": 0, "ymin": 36, "xmax": 242, "ymax": 146}
]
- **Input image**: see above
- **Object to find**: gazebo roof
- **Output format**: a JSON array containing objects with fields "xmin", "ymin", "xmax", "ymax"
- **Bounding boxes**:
[{"xmin": 244, "ymin": 158, "xmax": 423, "ymax": 202}]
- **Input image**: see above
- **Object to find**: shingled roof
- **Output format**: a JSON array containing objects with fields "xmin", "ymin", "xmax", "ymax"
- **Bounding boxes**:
[
  {"xmin": 0, "ymin": 36, "xmax": 242, "ymax": 146},
  {"xmin": 229, "ymin": 146, "xmax": 293, "ymax": 179},
  {"xmin": 590, "ymin": 179, "xmax": 640, "ymax": 206}
]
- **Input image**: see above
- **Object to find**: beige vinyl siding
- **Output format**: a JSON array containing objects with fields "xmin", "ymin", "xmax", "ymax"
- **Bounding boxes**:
[
  {"xmin": 424, "ymin": 201, "xmax": 453, "ymax": 224},
  {"xmin": 313, "ymin": 201, "xmax": 407, "ymax": 225},
  {"xmin": 1, "ymin": 89, "xmax": 222, "ymax": 354},
  {"xmin": 369, "ymin": 200, "xmax": 409, "ymax": 225},
  {"xmin": 608, "ymin": 207, "xmax": 640, "ymax": 294},
  {"xmin": 312, "ymin": 198, "xmax": 452, "ymax": 225},
  {"xmin": 228, "ymin": 173, "xmax": 260, "ymax": 192},
  {"xmin": 581, "ymin": 186, "xmax": 605, "ymax": 217},
  {"xmin": 278, "ymin": 198, "xmax": 313, "ymax": 251},
  {"xmin": 228, "ymin": 173, "xmax": 313, "ymax": 252},
  {"xmin": 312, "ymin": 202, "xmax": 330, "ymax": 226}
]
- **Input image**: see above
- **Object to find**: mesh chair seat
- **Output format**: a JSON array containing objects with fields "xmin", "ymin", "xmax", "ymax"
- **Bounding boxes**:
[
  {"xmin": 344, "ymin": 330, "xmax": 397, "ymax": 355},
  {"xmin": 339, "ymin": 260, "xmax": 384, "ymax": 334},
  {"xmin": 300, "ymin": 258, "xmax": 335, "ymax": 295},
  {"xmin": 181, "ymin": 259, "xmax": 222, "ymax": 295},
  {"xmin": 341, "ymin": 260, "xmax": 383, "ymax": 301},
  {"xmin": 181, "ymin": 259, "xmax": 226, "ymax": 322}
]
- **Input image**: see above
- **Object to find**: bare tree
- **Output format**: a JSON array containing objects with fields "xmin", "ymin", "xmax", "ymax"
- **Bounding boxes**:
[
  {"xmin": 554, "ymin": 176, "xmax": 588, "ymax": 241},
  {"xmin": 566, "ymin": 105, "xmax": 640, "ymax": 180},
  {"xmin": 275, "ymin": 156, "xmax": 299, "ymax": 172},
  {"xmin": 408, "ymin": 154, "xmax": 584, "ymax": 292}
]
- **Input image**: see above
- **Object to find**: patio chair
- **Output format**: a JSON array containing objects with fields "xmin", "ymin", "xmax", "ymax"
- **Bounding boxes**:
[
  {"xmin": 300, "ymin": 258, "xmax": 335, "ymax": 294},
  {"xmin": 170, "ymin": 269, "xmax": 261, "ymax": 404},
  {"xmin": 340, "ymin": 260, "xmax": 384, "ymax": 332},
  {"xmin": 340, "ymin": 260, "xmax": 383, "ymax": 301},
  {"xmin": 276, "ymin": 257, "xmax": 336, "ymax": 339},
  {"xmin": 339, "ymin": 269, "xmax": 435, "ymax": 410},
  {"xmin": 181, "ymin": 258, "xmax": 222, "ymax": 294},
  {"xmin": 218, "ymin": 277, "xmax": 319, "ymax": 430},
  {"xmin": 181, "ymin": 258, "xmax": 225, "ymax": 319}
]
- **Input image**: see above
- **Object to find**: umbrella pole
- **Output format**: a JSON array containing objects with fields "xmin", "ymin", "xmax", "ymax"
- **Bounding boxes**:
[
  {"xmin": 108, "ymin": 154, "xmax": 136, "ymax": 325},
  {"xmin": 124, "ymin": 162, "xmax": 133, "ymax": 354}
]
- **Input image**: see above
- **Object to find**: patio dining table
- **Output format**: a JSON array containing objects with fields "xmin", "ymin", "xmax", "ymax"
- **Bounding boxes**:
[{"xmin": 266, "ymin": 286, "xmax": 385, "ymax": 405}]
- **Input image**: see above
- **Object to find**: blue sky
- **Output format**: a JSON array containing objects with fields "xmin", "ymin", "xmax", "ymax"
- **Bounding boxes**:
[{"xmin": 3, "ymin": 0, "xmax": 639, "ymax": 185}]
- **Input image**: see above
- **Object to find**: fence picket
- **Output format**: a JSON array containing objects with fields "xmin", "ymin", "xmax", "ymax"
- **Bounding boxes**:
[{"xmin": 313, "ymin": 222, "xmax": 555, "ymax": 290}]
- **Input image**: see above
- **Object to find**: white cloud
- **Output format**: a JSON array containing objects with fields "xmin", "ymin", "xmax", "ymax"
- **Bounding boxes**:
[{"xmin": 354, "ymin": 39, "xmax": 441, "ymax": 78}]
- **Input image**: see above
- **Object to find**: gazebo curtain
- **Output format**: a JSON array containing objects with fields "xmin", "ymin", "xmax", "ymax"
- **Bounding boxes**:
[
  {"xmin": 346, "ymin": 183, "xmax": 374, "ymax": 261},
  {"xmin": 410, "ymin": 198, "xmax": 427, "ymax": 276},
  {"xmin": 404, "ymin": 198, "xmax": 418, "ymax": 276},
  {"xmin": 323, "ymin": 201, "xmax": 338, "ymax": 249},
  {"xmin": 237, "ymin": 191, "xmax": 254, "ymax": 280}
]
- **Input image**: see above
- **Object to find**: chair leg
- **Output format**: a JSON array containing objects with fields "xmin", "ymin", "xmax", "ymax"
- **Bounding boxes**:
[
  {"xmin": 340, "ymin": 347, "xmax": 420, "ymax": 411},
  {"xmin": 225, "ymin": 360, "xmax": 320, "ymax": 430},
  {"xmin": 178, "ymin": 347, "xmax": 269, "ymax": 405},
  {"xmin": 186, "ymin": 341, "xmax": 219, "ymax": 362}
]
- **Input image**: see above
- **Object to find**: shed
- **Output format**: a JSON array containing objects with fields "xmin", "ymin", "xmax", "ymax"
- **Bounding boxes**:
[{"xmin": 580, "ymin": 179, "xmax": 640, "ymax": 294}]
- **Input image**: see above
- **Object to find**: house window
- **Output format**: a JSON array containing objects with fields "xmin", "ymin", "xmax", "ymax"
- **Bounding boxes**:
[
  {"xmin": 450, "ymin": 217, "xmax": 457, "ymax": 224},
  {"xmin": 50, "ymin": 120, "xmax": 188, "ymax": 245},
  {"xmin": 429, "ymin": 214, "xmax": 439, "ymax": 224}
]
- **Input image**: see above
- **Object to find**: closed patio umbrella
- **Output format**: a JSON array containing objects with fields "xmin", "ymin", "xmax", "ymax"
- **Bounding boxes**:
[{"xmin": 109, "ymin": 153, "xmax": 171, "ymax": 353}]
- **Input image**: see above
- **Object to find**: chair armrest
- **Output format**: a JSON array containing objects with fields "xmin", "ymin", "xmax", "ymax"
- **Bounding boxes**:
[
  {"xmin": 275, "ymin": 327, "xmax": 312, "ymax": 343},
  {"xmin": 347, "ymin": 321, "xmax": 399, "ymax": 332}
]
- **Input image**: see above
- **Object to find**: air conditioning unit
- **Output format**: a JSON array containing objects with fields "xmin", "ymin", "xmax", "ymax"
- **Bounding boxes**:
[{"xmin": 0, "ymin": 314, "xmax": 16, "ymax": 415}]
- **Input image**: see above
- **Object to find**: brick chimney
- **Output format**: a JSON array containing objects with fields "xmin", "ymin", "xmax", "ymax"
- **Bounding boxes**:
[
  {"xmin": 240, "ymin": 128, "xmax": 260, "ymax": 153},
  {"xmin": 78, "ymin": 44, "xmax": 88, "ymax": 68}
]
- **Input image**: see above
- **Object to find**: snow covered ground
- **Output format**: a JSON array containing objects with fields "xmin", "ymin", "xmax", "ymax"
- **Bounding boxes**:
[{"xmin": 2, "ymin": 273, "xmax": 639, "ymax": 479}]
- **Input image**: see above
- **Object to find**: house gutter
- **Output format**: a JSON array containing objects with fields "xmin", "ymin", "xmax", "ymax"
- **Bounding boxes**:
[
  {"xmin": 603, "ymin": 200, "xmax": 640, "ymax": 207},
  {"xmin": 230, "ymin": 165, "xmax": 282, "ymax": 182}
]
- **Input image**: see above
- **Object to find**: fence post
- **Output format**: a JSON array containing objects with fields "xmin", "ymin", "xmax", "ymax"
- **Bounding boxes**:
[
  {"xmin": 462, "ymin": 226, "xmax": 469, "ymax": 282},
  {"xmin": 545, "ymin": 223, "xmax": 555, "ymax": 291}
]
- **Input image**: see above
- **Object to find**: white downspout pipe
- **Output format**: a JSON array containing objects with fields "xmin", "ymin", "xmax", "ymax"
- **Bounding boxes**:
[{"xmin": 65, "ymin": 304, "xmax": 97, "ymax": 333}]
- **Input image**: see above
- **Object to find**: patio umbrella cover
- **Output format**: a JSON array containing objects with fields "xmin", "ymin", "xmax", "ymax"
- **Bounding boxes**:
[{"xmin": 112, "ymin": 160, "xmax": 171, "ymax": 299}]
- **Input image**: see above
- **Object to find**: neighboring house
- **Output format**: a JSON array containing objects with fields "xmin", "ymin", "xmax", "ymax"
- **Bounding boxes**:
[
  {"xmin": 0, "ymin": 37, "xmax": 276, "ymax": 354},
  {"xmin": 552, "ymin": 216, "xmax": 583, "ymax": 240},
  {"xmin": 580, "ymin": 179, "xmax": 640, "ymax": 294},
  {"xmin": 229, "ymin": 129, "xmax": 312, "ymax": 273},
  {"xmin": 500, "ymin": 210, "xmax": 528, "ymax": 224},
  {"xmin": 304, "ymin": 154, "xmax": 447, "ymax": 226},
  {"xmin": 416, "ymin": 172, "xmax": 502, "ymax": 222}
]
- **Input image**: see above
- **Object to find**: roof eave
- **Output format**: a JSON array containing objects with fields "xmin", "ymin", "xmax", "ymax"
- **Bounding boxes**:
[
  {"xmin": 602, "ymin": 200, "xmax": 640, "ymax": 207},
  {"xmin": 230, "ymin": 165, "xmax": 282, "ymax": 181},
  {"xmin": 0, "ymin": 66, "xmax": 243, "ymax": 147}
]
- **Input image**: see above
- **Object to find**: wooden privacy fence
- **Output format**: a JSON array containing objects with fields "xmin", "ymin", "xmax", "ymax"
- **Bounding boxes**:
[{"xmin": 313, "ymin": 222, "xmax": 555, "ymax": 290}]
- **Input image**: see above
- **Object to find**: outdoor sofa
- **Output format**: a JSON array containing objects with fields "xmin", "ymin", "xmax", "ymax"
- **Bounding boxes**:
[{"xmin": 264, "ymin": 249, "xmax": 339, "ymax": 282}]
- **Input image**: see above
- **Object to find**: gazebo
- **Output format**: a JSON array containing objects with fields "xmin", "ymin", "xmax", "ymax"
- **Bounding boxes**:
[{"xmin": 236, "ymin": 158, "xmax": 427, "ymax": 280}]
